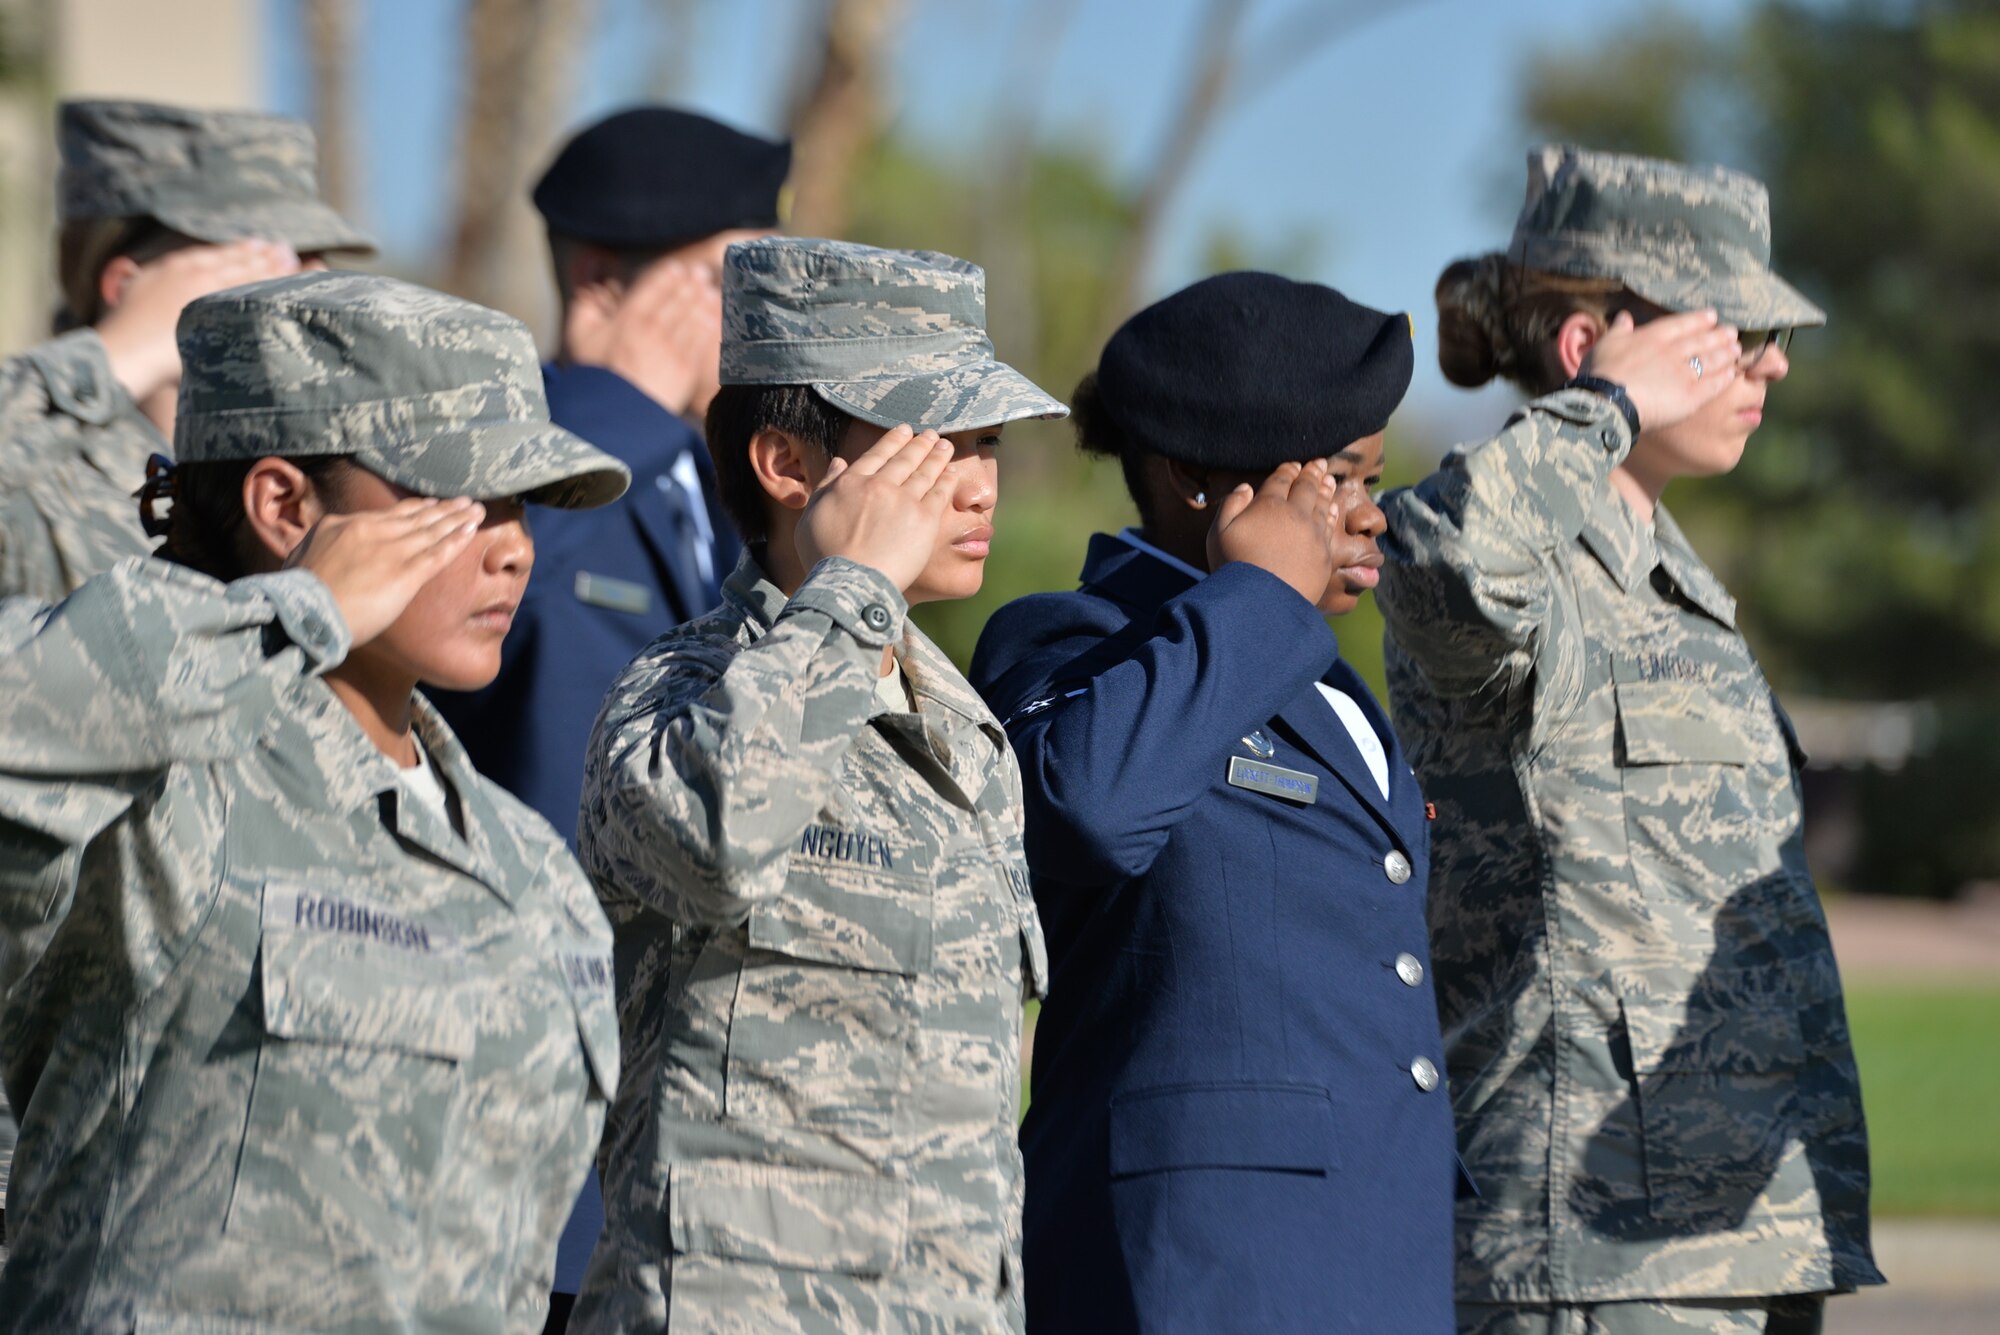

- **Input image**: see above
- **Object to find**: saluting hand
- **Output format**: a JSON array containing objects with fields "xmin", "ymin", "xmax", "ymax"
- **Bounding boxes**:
[
  {"xmin": 795, "ymin": 425, "xmax": 954, "ymax": 594},
  {"xmin": 564, "ymin": 259, "xmax": 723, "ymax": 418},
  {"xmin": 1206, "ymin": 459, "xmax": 1340, "ymax": 605},
  {"xmin": 96, "ymin": 239, "xmax": 303, "ymax": 404},
  {"xmin": 1582, "ymin": 309, "xmax": 1742, "ymax": 432},
  {"xmin": 285, "ymin": 497, "xmax": 485, "ymax": 646}
]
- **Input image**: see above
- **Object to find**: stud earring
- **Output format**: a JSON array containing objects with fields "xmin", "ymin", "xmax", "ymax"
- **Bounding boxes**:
[{"xmin": 1193, "ymin": 491, "xmax": 1208, "ymax": 507}]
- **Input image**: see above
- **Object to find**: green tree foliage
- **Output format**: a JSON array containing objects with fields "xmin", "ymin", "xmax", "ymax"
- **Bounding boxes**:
[{"xmin": 1523, "ymin": 0, "xmax": 2000, "ymax": 895}]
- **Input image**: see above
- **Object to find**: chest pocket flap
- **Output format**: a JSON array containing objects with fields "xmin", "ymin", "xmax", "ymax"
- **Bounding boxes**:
[
  {"xmin": 1612, "ymin": 657, "xmax": 1758, "ymax": 766},
  {"xmin": 750, "ymin": 823, "xmax": 932, "ymax": 977},
  {"xmin": 259, "ymin": 884, "xmax": 471, "ymax": 1062}
]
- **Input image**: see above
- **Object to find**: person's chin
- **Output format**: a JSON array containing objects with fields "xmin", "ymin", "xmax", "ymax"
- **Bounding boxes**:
[
  {"xmin": 908, "ymin": 565, "xmax": 985, "ymax": 607},
  {"xmin": 1695, "ymin": 435, "xmax": 1751, "ymax": 476},
  {"xmin": 1316, "ymin": 587, "xmax": 1363, "ymax": 617},
  {"xmin": 420, "ymin": 651, "xmax": 503, "ymax": 694}
]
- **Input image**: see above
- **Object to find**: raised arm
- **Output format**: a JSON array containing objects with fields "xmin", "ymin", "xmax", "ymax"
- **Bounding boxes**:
[
  {"xmin": 581, "ymin": 558, "xmax": 904, "ymax": 928},
  {"xmin": 580, "ymin": 424, "xmax": 958, "ymax": 929},
  {"xmin": 983, "ymin": 562, "xmax": 1338, "ymax": 888},
  {"xmin": 1378, "ymin": 310, "xmax": 1742, "ymax": 700}
]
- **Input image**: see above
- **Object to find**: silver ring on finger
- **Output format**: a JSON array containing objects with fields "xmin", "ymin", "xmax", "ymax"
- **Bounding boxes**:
[{"xmin": 1689, "ymin": 355, "xmax": 1704, "ymax": 379}]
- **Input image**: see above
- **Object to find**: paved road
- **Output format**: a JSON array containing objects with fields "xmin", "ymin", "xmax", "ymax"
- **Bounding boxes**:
[{"xmin": 1824, "ymin": 1220, "xmax": 2000, "ymax": 1334}]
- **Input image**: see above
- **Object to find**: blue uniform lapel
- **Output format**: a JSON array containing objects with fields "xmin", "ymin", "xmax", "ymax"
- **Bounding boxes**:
[{"xmin": 1271, "ymin": 668, "xmax": 1412, "ymax": 842}]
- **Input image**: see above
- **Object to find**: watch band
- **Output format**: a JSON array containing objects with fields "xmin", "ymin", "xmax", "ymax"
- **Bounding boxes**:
[{"xmin": 1565, "ymin": 374, "xmax": 1641, "ymax": 440}]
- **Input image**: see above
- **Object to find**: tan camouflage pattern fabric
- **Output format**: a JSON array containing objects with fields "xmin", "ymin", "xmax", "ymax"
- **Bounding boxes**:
[
  {"xmin": 0, "ymin": 558, "xmax": 617, "ymax": 1332},
  {"xmin": 572, "ymin": 551, "xmax": 1049, "ymax": 1334},
  {"xmin": 1459, "ymin": 1294, "xmax": 1826, "ymax": 1335},
  {"xmin": 175, "ymin": 271, "xmax": 630, "ymax": 509},
  {"xmin": 59, "ymin": 99, "xmax": 374, "ymax": 255},
  {"xmin": 1509, "ymin": 145, "xmax": 1825, "ymax": 331},
  {"xmin": 0, "ymin": 327, "xmax": 161, "ymax": 1255},
  {"xmin": 1375, "ymin": 389, "xmax": 1881, "ymax": 1303},
  {"xmin": 0, "ymin": 329, "xmax": 160, "ymax": 603},
  {"xmin": 720, "ymin": 237, "xmax": 1067, "ymax": 434}
]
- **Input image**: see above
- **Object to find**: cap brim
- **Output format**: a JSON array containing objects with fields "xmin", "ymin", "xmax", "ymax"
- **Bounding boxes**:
[
  {"xmin": 354, "ymin": 421, "xmax": 631, "ymax": 510},
  {"xmin": 1634, "ymin": 266, "xmax": 1826, "ymax": 331},
  {"xmin": 156, "ymin": 198, "xmax": 378, "ymax": 258},
  {"xmin": 813, "ymin": 360, "xmax": 1069, "ymax": 434}
]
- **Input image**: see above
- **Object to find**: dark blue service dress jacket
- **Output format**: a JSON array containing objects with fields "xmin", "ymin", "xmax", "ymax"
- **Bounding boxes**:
[
  {"xmin": 427, "ymin": 362, "xmax": 739, "ymax": 1295},
  {"xmin": 970, "ymin": 534, "xmax": 1457, "ymax": 1335}
]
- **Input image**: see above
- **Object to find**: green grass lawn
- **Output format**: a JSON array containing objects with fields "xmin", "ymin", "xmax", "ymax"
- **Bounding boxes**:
[
  {"xmin": 1844, "ymin": 983, "xmax": 2000, "ymax": 1217},
  {"xmin": 1021, "ymin": 987, "xmax": 2000, "ymax": 1215}
]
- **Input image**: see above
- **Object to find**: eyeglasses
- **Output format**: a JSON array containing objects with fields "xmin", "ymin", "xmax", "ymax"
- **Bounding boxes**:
[
  {"xmin": 1739, "ymin": 327, "xmax": 1794, "ymax": 369},
  {"xmin": 1611, "ymin": 303, "xmax": 1796, "ymax": 368}
]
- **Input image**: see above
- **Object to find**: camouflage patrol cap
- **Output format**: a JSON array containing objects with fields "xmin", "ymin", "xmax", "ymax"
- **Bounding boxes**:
[
  {"xmin": 1510, "ymin": 144, "xmax": 1824, "ymax": 329},
  {"xmin": 174, "ymin": 272, "xmax": 629, "ymax": 509},
  {"xmin": 720, "ymin": 237, "xmax": 1067, "ymax": 432},
  {"xmin": 58, "ymin": 100, "xmax": 375, "ymax": 256}
]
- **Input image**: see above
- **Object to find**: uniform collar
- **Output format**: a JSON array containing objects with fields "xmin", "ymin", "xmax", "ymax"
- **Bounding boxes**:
[
  {"xmin": 723, "ymin": 547, "xmax": 999, "ymax": 730},
  {"xmin": 1578, "ymin": 483, "xmax": 1737, "ymax": 628},
  {"xmin": 1079, "ymin": 531, "xmax": 1201, "ymax": 614},
  {"xmin": 723, "ymin": 547, "xmax": 1004, "ymax": 805},
  {"xmin": 1654, "ymin": 505, "xmax": 1737, "ymax": 627},
  {"xmin": 288, "ymin": 678, "xmax": 520, "ymax": 904},
  {"xmin": 720, "ymin": 546, "xmax": 787, "ymax": 631},
  {"xmin": 1577, "ymin": 480, "xmax": 1656, "ymax": 596}
]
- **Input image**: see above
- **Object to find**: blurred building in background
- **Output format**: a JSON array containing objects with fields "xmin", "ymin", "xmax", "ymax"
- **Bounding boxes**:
[{"xmin": 0, "ymin": 0, "xmax": 259, "ymax": 348}]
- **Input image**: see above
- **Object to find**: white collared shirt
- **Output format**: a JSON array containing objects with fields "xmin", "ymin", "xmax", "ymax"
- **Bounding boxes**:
[{"xmin": 1115, "ymin": 528, "xmax": 1390, "ymax": 798}]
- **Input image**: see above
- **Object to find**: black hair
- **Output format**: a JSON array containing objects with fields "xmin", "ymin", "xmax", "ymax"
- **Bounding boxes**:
[
  {"xmin": 1070, "ymin": 370, "xmax": 1155, "ymax": 526},
  {"xmin": 703, "ymin": 384, "xmax": 852, "ymax": 543},
  {"xmin": 546, "ymin": 230, "xmax": 670, "ymax": 309},
  {"xmin": 155, "ymin": 456, "xmax": 355, "ymax": 582}
]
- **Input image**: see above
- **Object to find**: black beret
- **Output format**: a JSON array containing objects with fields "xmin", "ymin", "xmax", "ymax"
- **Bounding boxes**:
[
  {"xmin": 1095, "ymin": 271, "xmax": 1412, "ymax": 471},
  {"xmin": 531, "ymin": 106, "xmax": 791, "ymax": 249}
]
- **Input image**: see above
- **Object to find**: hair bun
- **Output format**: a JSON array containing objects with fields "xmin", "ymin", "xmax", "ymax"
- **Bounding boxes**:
[{"xmin": 1434, "ymin": 252, "xmax": 1514, "ymax": 389}]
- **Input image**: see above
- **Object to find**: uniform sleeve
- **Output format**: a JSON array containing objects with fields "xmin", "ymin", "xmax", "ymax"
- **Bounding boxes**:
[
  {"xmin": 982, "ymin": 562, "xmax": 1339, "ymax": 885},
  {"xmin": 0, "ymin": 560, "xmax": 351, "ymax": 781},
  {"xmin": 1376, "ymin": 388, "xmax": 1632, "ymax": 700},
  {"xmin": 579, "ymin": 558, "xmax": 905, "ymax": 930}
]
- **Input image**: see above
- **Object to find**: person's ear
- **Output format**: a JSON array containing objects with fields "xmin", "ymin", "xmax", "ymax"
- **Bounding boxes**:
[
  {"xmin": 97, "ymin": 255, "xmax": 144, "ymax": 314},
  {"xmin": 1161, "ymin": 457, "xmax": 1215, "ymax": 510},
  {"xmin": 565, "ymin": 243, "xmax": 625, "ymax": 301},
  {"xmin": 241, "ymin": 458, "xmax": 335, "ymax": 566},
  {"xmin": 1555, "ymin": 310, "xmax": 1603, "ymax": 381},
  {"xmin": 747, "ymin": 427, "xmax": 824, "ymax": 516}
]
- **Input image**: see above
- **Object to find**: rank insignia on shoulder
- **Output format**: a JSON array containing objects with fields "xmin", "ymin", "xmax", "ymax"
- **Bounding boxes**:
[
  {"xmin": 1241, "ymin": 729, "xmax": 1276, "ymax": 759},
  {"xmin": 575, "ymin": 571, "xmax": 651, "ymax": 615},
  {"xmin": 1002, "ymin": 687, "xmax": 1087, "ymax": 730}
]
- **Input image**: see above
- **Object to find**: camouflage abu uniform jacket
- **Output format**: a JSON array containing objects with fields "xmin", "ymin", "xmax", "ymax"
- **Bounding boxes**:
[
  {"xmin": 1377, "ymin": 389, "xmax": 1881, "ymax": 1303},
  {"xmin": 0, "ymin": 558, "xmax": 618, "ymax": 1333},
  {"xmin": 0, "ymin": 329, "xmax": 163, "ymax": 602},
  {"xmin": 573, "ymin": 552, "xmax": 1049, "ymax": 1335}
]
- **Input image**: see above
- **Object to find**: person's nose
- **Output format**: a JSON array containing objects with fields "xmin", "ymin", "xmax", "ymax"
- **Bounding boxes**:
[
  {"xmin": 949, "ymin": 449, "xmax": 998, "ymax": 514},
  {"xmin": 1349, "ymin": 492, "xmax": 1387, "ymax": 539},
  {"xmin": 1749, "ymin": 338, "xmax": 1791, "ymax": 383},
  {"xmin": 480, "ymin": 505, "xmax": 533, "ymax": 579}
]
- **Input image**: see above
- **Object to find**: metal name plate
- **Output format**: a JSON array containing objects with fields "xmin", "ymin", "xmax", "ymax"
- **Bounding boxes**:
[{"xmin": 1226, "ymin": 756, "xmax": 1319, "ymax": 804}]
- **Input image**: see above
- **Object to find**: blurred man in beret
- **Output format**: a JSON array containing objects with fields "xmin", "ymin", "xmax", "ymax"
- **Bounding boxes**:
[
  {"xmin": 425, "ymin": 104, "xmax": 788, "ymax": 1333},
  {"xmin": 970, "ymin": 272, "xmax": 1460, "ymax": 1333}
]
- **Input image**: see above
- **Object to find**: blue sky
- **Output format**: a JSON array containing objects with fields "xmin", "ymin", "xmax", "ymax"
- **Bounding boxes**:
[{"xmin": 263, "ymin": 0, "xmax": 1776, "ymax": 427}]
